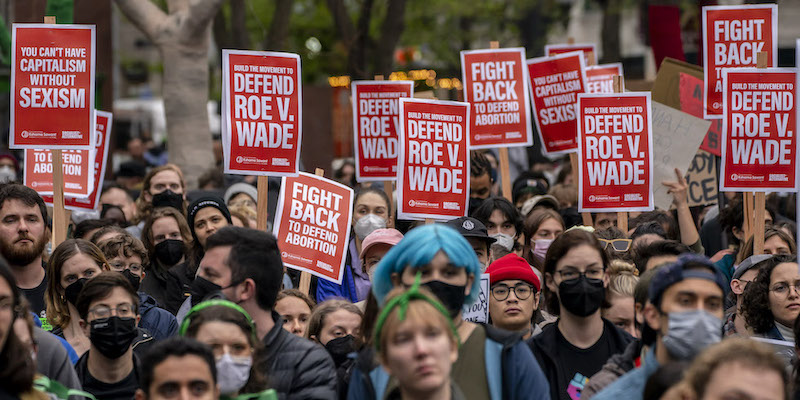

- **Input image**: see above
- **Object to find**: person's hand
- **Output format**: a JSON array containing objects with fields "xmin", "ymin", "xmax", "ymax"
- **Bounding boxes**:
[
  {"xmin": 710, "ymin": 248, "xmax": 735, "ymax": 263},
  {"xmin": 662, "ymin": 168, "xmax": 689, "ymax": 207}
]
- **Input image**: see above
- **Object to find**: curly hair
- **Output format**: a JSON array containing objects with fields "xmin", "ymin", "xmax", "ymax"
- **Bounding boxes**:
[{"xmin": 741, "ymin": 254, "xmax": 798, "ymax": 334}]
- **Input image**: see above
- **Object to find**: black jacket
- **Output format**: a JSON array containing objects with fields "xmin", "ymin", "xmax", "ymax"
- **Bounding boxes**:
[
  {"xmin": 527, "ymin": 318, "xmax": 635, "ymax": 400},
  {"xmin": 255, "ymin": 311, "xmax": 337, "ymax": 400},
  {"xmin": 140, "ymin": 261, "xmax": 184, "ymax": 315}
]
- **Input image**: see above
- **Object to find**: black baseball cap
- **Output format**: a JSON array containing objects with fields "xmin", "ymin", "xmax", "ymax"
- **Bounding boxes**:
[{"xmin": 444, "ymin": 216, "xmax": 496, "ymax": 245}]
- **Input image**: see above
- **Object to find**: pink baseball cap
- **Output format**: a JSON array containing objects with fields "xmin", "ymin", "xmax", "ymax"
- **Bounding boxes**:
[{"xmin": 361, "ymin": 228, "xmax": 404, "ymax": 260}]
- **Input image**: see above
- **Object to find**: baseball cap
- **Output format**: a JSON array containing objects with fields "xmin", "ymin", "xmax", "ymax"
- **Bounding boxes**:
[
  {"xmin": 512, "ymin": 175, "xmax": 548, "ymax": 203},
  {"xmin": 444, "ymin": 217, "xmax": 496, "ymax": 245},
  {"xmin": 361, "ymin": 228, "xmax": 404, "ymax": 260},
  {"xmin": 486, "ymin": 253, "xmax": 540, "ymax": 291},
  {"xmin": 520, "ymin": 195, "xmax": 560, "ymax": 216},
  {"xmin": 649, "ymin": 254, "xmax": 728, "ymax": 306},
  {"xmin": 732, "ymin": 254, "xmax": 773, "ymax": 280}
]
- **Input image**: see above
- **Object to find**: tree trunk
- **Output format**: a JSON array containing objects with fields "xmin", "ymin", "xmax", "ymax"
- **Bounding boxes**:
[
  {"xmin": 114, "ymin": 0, "xmax": 223, "ymax": 188},
  {"xmin": 600, "ymin": 0, "xmax": 621, "ymax": 64},
  {"xmin": 264, "ymin": 0, "xmax": 292, "ymax": 50},
  {"xmin": 374, "ymin": 0, "xmax": 407, "ymax": 77}
]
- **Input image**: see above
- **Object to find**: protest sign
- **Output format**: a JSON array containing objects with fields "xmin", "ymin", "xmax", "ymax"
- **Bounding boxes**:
[
  {"xmin": 397, "ymin": 98, "xmax": 470, "ymax": 220},
  {"xmin": 527, "ymin": 51, "xmax": 588, "ymax": 155},
  {"xmin": 460, "ymin": 48, "xmax": 532, "ymax": 149},
  {"xmin": 462, "ymin": 273, "xmax": 489, "ymax": 323},
  {"xmin": 351, "ymin": 80, "xmax": 414, "ymax": 181},
  {"xmin": 25, "ymin": 148, "xmax": 92, "ymax": 198},
  {"xmin": 545, "ymin": 43, "xmax": 597, "ymax": 64},
  {"xmin": 222, "ymin": 50, "xmax": 301, "ymax": 176},
  {"xmin": 702, "ymin": 5, "xmax": 777, "ymax": 119},
  {"xmin": 585, "ymin": 63, "xmax": 623, "ymax": 94},
  {"xmin": 652, "ymin": 57, "xmax": 703, "ymax": 110},
  {"xmin": 679, "ymin": 73, "xmax": 722, "ymax": 156},
  {"xmin": 11, "ymin": 24, "xmax": 95, "ymax": 149},
  {"xmin": 273, "ymin": 172, "xmax": 353, "ymax": 284},
  {"xmin": 686, "ymin": 150, "xmax": 718, "ymax": 207},
  {"xmin": 720, "ymin": 68, "xmax": 797, "ymax": 192},
  {"xmin": 577, "ymin": 92, "xmax": 653, "ymax": 212},
  {"xmin": 40, "ymin": 111, "xmax": 112, "ymax": 211},
  {"xmin": 651, "ymin": 102, "xmax": 711, "ymax": 210}
]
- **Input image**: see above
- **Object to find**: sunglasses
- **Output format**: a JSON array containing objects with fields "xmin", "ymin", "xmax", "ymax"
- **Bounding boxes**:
[{"xmin": 599, "ymin": 238, "xmax": 632, "ymax": 252}]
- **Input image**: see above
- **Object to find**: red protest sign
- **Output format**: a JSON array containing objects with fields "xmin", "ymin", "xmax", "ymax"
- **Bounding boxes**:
[
  {"xmin": 222, "ymin": 50, "xmax": 301, "ymax": 176},
  {"xmin": 397, "ymin": 98, "xmax": 470, "ymax": 220},
  {"xmin": 702, "ymin": 5, "xmax": 777, "ymax": 119},
  {"xmin": 527, "ymin": 51, "xmax": 588, "ymax": 155},
  {"xmin": 25, "ymin": 148, "xmax": 92, "ymax": 198},
  {"xmin": 578, "ymin": 93, "xmax": 654, "ymax": 212},
  {"xmin": 41, "ymin": 111, "xmax": 112, "ymax": 211},
  {"xmin": 585, "ymin": 63, "xmax": 623, "ymax": 94},
  {"xmin": 351, "ymin": 81, "xmax": 414, "ymax": 182},
  {"xmin": 460, "ymin": 48, "xmax": 533, "ymax": 149},
  {"xmin": 273, "ymin": 172, "xmax": 353, "ymax": 284},
  {"xmin": 545, "ymin": 43, "xmax": 597, "ymax": 64},
  {"xmin": 11, "ymin": 24, "xmax": 95, "ymax": 150},
  {"xmin": 720, "ymin": 69, "xmax": 797, "ymax": 192},
  {"xmin": 678, "ymin": 73, "xmax": 722, "ymax": 156}
]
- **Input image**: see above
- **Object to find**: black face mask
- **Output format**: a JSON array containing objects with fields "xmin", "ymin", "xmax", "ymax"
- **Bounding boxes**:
[
  {"xmin": 151, "ymin": 190, "xmax": 183, "ymax": 211},
  {"xmin": 190, "ymin": 276, "xmax": 223, "ymax": 307},
  {"xmin": 325, "ymin": 334, "xmax": 358, "ymax": 367},
  {"xmin": 64, "ymin": 278, "xmax": 87, "ymax": 306},
  {"xmin": 154, "ymin": 239, "xmax": 185, "ymax": 266},
  {"xmin": 90, "ymin": 317, "xmax": 138, "ymax": 359},
  {"xmin": 122, "ymin": 269, "xmax": 141, "ymax": 291},
  {"xmin": 468, "ymin": 197, "xmax": 485, "ymax": 216},
  {"xmin": 558, "ymin": 276, "xmax": 605, "ymax": 317},
  {"xmin": 422, "ymin": 280, "xmax": 466, "ymax": 318}
]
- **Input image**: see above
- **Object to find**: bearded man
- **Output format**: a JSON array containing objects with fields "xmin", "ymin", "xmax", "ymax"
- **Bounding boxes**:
[{"xmin": 0, "ymin": 184, "xmax": 51, "ymax": 320}]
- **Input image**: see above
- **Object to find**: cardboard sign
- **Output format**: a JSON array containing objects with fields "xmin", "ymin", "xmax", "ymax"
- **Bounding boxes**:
[
  {"xmin": 351, "ymin": 81, "xmax": 414, "ymax": 181},
  {"xmin": 41, "ymin": 111, "xmax": 112, "ymax": 211},
  {"xmin": 462, "ymin": 273, "xmax": 489, "ymax": 323},
  {"xmin": 527, "ymin": 52, "xmax": 588, "ymax": 155},
  {"xmin": 11, "ymin": 24, "xmax": 96, "ymax": 149},
  {"xmin": 720, "ymin": 68, "xmax": 797, "ymax": 192},
  {"xmin": 585, "ymin": 63, "xmax": 623, "ymax": 94},
  {"xmin": 545, "ymin": 43, "xmax": 597, "ymax": 64},
  {"xmin": 273, "ymin": 172, "xmax": 353, "ymax": 284},
  {"xmin": 222, "ymin": 50, "xmax": 301, "ymax": 176},
  {"xmin": 652, "ymin": 57, "xmax": 703, "ymax": 110},
  {"xmin": 578, "ymin": 93, "xmax": 653, "ymax": 212},
  {"xmin": 702, "ymin": 5, "xmax": 777, "ymax": 119},
  {"xmin": 397, "ymin": 98, "xmax": 470, "ymax": 220},
  {"xmin": 686, "ymin": 150, "xmax": 718, "ymax": 207},
  {"xmin": 25, "ymin": 148, "xmax": 93, "ymax": 198},
  {"xmin": 460, "ymin": 48, "xmax": 533, "ymax": 149},
  {"xmin": 679, "ymin": 73, "xmax": 722, "ymax": 156},
  {"xmin": 651, "ymin": 102, "xmax": 712, "ymax": 210}
]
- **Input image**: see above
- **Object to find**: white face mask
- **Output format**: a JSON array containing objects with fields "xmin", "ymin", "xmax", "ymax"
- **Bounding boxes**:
[
  {"xmin": 354, "ymin": 213, "xmax": 386, "ymax": 240},
  {"xmin": 0, "ymin": 165, "xmax": 16, "ymax": 184},
  {"xmin": 216, "ymin": 353, "xmax": 253, "ymax": 395}
]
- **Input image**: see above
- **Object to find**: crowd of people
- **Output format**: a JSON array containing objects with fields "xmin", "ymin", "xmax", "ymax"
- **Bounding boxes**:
[{"xmin": 0, "ymin": 146, "xmax": 798, "ymax": 400}]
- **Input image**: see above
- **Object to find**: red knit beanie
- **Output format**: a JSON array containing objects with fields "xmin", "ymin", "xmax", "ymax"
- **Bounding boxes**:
[{"xmin": 485, "ymin": 253, "xmax": 540, "ymax": 291}]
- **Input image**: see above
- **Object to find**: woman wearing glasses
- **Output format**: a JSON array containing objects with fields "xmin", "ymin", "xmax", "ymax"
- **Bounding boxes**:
[
  {"xmin": 528, "ymin": 229, "xmax": 635, "ymax": 400},
  {"xmin": 741, "ymin": 255, "xmax": 800, "ymax": 341},
  {"xmin": 44, "ymin": 239, "xmax": 111, "ymax": 355},
  {"xmin": 486, "ymin": 254, "xmax": 542, "ymax": 339}
]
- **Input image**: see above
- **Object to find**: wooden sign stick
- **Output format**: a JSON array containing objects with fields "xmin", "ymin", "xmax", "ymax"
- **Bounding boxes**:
[
  {"xmin": 752, "ymin": 51, "xmax": 769, "ymax": 254},
  {"xmin": 43, "ymin": 16, "xmax": 68, "ymax": 247},
  {"xmin": 487, "ymin": 41, "xmax": 514, "ymax": 202},
  {"xmin": 612, "ymin": 75, "xmax": 628, "ymax": 233},
  {"xmin": 374, "ymin": 74, "xmax": 395, "ymax": 220},
  {"xmin": 256, "ymin": 176, "xmax": 269, "ymax": 231}
]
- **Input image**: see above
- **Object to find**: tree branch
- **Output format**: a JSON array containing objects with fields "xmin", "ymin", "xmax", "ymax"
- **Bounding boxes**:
[
  {"xmin": 375, "ymin": 0, "xmax": 406, "ymax": 76},
  {"xmin": 114, "ymin": 0, "xmax": 169, "ymax": 40},
  {"xmin": 326, "ymin": 0, "xmax": 355, "ymax": 46},
  {"xmin": 186, "ymin": 0, "xmax": 225, "ymax": 37},
  {"xmin": 264, "ymin": 0, "xmax": 293, "ymax": 50}
]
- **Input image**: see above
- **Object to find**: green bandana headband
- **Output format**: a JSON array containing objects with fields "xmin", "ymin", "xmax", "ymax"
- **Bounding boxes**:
[{"xmin": 373, "ymin": 272, "xmax": 461, "ymax": 352}]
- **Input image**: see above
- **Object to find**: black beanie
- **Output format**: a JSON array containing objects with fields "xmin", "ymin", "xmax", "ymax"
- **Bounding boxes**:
[{"xmin": 187, "ymin": 196, "xmax": 233, "ymax": 239}]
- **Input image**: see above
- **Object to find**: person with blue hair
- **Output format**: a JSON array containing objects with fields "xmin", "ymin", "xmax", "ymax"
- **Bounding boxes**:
[{"xmin": 349, "ymin": 223, "xmax": 550, "ymax": 400}]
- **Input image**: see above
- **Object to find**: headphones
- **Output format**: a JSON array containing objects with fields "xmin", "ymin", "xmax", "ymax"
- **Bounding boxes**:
[{"xmin": 178, "ymin": 299, "xmax": 256, "ymax": 337}]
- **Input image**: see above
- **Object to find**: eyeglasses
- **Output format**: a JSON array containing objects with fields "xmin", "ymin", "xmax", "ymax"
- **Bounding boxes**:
[
  {"xmin": 598, "ymin": 238, "xmax": 632, "ymax": 252},
  {"xmin": 88, "ymin": 303, "xmax": 136, "ymax": 319},
  {"xmin": 770, "ymin": 282, "xmax": 800, "ymax": 296},
  {"xmin": 491, "ymin": 284, "xmax": 535, "ymax": 301},
  {"xmin": 109, "ymin": 262, "xmax": 143, "ymax": 274},
  {"xmin": 557, "ymin": 268, "xmax": 604, "ymax": 281}
]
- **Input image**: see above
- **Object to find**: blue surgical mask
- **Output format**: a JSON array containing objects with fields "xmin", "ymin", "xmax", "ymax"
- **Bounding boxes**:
[{"xmin": 661, "ymin": 309, "xmax": 722, "ymax": 360}]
